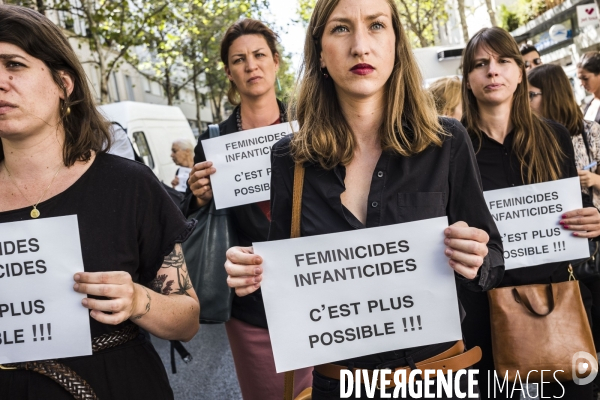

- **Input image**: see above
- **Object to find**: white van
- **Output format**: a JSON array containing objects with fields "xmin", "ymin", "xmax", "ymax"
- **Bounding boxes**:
[{"xmin": 99, "ymin": 101, "xmax": 196, "ymax": 184}]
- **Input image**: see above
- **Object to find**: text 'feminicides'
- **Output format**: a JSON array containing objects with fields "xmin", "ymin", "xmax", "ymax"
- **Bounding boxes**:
[
  {"xmin": 483, "ymin": 177, "xmax": 589, "ymax": 270},
  {"xmin": 201, "ymin": 121, "xmax": 299, "ymax": 209},
  {"xmin": 255, "ymin": 217, "xmax": 462, "ymax": 372},
  {"xmin": 0, "ymin": 216, "xmax": 92, "ymax": 364}
]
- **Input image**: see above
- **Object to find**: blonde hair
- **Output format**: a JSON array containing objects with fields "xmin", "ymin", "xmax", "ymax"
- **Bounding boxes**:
[
  {"xmin": 428, "ymin": 77, "xmax": 462, "ymax": 117},
  {"xmin": 290, "ymin": 0, "xmax": 443, "ymax": 169},
  {"xmin": 462, "ymin": 27, "xmax": 563, "ymax": 184}
]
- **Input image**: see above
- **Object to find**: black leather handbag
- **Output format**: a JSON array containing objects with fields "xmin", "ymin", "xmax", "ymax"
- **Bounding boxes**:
[
  {"xmin": 182, "ymin": 124, "xmax": 238, "ymax": 323},
  {"xmin": 572, "ymin": 239, "xmax": 600, "ymax": 281},
  {"xmin": 573, "ymin": 128, "xmax": 600, "ymax": 281}
]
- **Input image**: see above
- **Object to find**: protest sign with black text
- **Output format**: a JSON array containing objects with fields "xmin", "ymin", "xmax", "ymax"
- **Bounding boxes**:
[
  {"xmin": 201, "ymin": 121, "xmax": 299, "ymax": 209},
  {"xmin": 483, "ymin": 177, "xmax": 589, "ymax": 270},
  {"xmin": 254, "ymin": 217, "xmax": 462, "ymax": 372},
  {"xmin": 0, "ymin": 215, "xmax": 92, "ymax": 363}
]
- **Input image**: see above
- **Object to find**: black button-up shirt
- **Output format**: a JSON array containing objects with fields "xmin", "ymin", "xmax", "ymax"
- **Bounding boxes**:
[
  {"xmin": 268, "ymin": 117, "xmax": 504, "ymax": 368},
  {"xmin": 472, "ymin": 120, "xmax": 585, "ymax": 286}
]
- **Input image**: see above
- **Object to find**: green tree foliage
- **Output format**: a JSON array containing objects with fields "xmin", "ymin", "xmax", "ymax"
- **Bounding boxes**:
[
  {"xmin": 395, "ymin": 0, "xmax": 448, "ymax": 48},
  {"xmin": 498, "ymin": 4, "xmax": 520, "ymax": 32}
]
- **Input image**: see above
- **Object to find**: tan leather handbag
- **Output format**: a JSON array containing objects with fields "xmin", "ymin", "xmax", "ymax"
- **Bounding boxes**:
[{"xmin": 488, "ymin": 275, "xmax": 597, "ymax": 382}]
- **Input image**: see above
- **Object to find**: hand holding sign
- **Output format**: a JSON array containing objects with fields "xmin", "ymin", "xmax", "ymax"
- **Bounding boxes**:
[
  {"xmin": 225, "ymin": 246, "xmax": 263, "ymax": 297},
  {"xmin": 561, "ymin": 207, "xmax": 600, "ymax": 238},
  {"xmin": 188, "ymin": 161, "xmax": 216, "ymax": 207},
  {"xmin": 73, "ymin": 271, "xmax": 149, "ymax": 325},
  {"xmin": 444, "ymin": 221, "xmax": 489, "ymax": 280}
]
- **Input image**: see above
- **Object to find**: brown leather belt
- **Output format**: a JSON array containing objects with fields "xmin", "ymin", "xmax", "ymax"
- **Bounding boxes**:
[
  {"xmin": 314, "ymin": 340, "xmax": 482, "ymax": 389},
  {"xmin": 0, "ymin": 324, "xmax": 140, "ymax": 400}
]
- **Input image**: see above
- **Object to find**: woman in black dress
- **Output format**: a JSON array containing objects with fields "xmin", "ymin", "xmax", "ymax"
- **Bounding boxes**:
[
  {"xmin": 224, "ymin": 0, "xmax": 505, "ymax": 398},
  {"xmin": 460, "ymin": 27, "xmax": 600, "ymax": 400},
  {"xmin": 0, "ymin": 5, "xmax": 199, "ymax": 399}
]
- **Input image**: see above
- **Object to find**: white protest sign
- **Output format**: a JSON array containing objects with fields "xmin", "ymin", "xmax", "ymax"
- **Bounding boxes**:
[
  {"xmin": 0, "ymin": 215, "xmax": 92, "ymax": 363},
  {"xmin": 201, "ymin": 121, "xmax": 299, "ymax": 209},
  {"xmin": 254, "ymin": 217, "xmax": 462, "ymax": 372},
  {"xmin": 578, "ymin": 4, "xmax": 600, "ymax": 28},
  {"xmin": 175, "ymin": 167, "xmax": 191, "ymax": 192},
  {"xmin": 484, "ymin": 177, "xmax": 589, "ymax": 270}
]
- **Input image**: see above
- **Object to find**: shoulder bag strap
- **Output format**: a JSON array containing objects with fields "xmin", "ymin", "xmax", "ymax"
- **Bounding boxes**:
[{"xmin": 284, "ymin": 162, "xmax": 305, "ymax": 400}]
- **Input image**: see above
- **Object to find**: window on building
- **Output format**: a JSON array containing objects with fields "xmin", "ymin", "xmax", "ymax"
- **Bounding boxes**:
[
  {"xmin": 132, "ymin": 131, "xmax": 154, "ymax": 169},
  {"xmin": 125, "ymin": 75, "xmax": 135, "ymax": 101}
]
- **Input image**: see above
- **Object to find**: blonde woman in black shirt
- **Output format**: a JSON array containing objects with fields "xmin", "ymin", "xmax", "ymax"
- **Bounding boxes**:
[
  {"xmin": 225, "ymin": 0, "xmax": 504, "ymax": 398},
  {"xmin": 460, "ymin": 27, "xmax": 600, "ymax": 400}
]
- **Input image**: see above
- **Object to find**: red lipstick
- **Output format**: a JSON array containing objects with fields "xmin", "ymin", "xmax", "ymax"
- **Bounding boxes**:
[{"xmin": 350, "ymin": 63, "xmax": 375, "ymax": 75}]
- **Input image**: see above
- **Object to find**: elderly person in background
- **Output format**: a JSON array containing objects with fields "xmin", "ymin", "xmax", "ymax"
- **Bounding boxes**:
[{"xmin": 170, "ymin": 138, "xmax": 194, "ymax": 191}]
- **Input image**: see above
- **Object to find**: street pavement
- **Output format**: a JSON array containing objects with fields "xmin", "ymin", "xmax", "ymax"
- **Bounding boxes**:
[{"xmin": 152, "ymin": 324, "xmax": 242, "ymax": 400}]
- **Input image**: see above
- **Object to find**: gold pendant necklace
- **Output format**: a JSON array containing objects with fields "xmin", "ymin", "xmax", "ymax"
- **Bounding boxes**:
[{"xmin": 4, "ymin": 163, "xmax": 64, "ymax": 219}]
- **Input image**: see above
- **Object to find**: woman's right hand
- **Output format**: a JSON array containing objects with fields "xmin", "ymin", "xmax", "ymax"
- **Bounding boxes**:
[
  {"xmin": 188, "ymin": 161, "xmax": 216, "ymax": 207},
  {"xmin": 225, "ymin": 246, "xmax": 263, "ymax": 296}
]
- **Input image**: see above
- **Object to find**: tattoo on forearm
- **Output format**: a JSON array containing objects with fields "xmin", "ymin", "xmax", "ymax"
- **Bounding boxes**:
[
  {"xmin": 149, "ymin": 274, "xmax": 174, "ymax": 295},
  {"xmin": 158, "ymin": 243, "xmax": 192, "ymax": 296},
  {"xmin": 132, "ymin": 287, "xmax": 151, "ymax": 320}
]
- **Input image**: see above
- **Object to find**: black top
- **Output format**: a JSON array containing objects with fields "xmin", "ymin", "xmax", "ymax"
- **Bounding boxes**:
[
  {"xmin": 471, "ymin": 120, "xmax": 584, "ymax": 286},
  {"xmin": 181, "ymin": 101, "xmax": 287, "ymax": 328},
  {"xmin": 0, "ymin": 153, "xmax": 195, "ymax": 400},
  {"xmin": 268, "ymin": 117, "xmax": 505, "ymax": 368}
]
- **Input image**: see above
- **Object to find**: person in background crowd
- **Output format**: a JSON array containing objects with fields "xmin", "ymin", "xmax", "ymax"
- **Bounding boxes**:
[
  {"xmin": 528, "ymin": 63, "xmax": 600, "ymax": 211},
  {"xmin": 170, "ymin": 138, "xmax": 194, "ymax": 190},
  {"xmin": 0, "ymin": 5, "xmax": 199, "ymax": 400},
  {"xmin": 579, "ymin": 51, "xmax": 600, "ymax": 124},
  {"xmin": 527, "ymin": 64, "xmax": 600, "ymax": 371},
  {"xmin": 108, "ymin": 122, "xmax": 135, "ymax": 160},
  {"xmin": 225, "ymin": 0, "xmax": 505, "ymax": 398},
  {"xmin": 427, "ymin": 76, "xmax": 462, "ymax": 120},
  {"xmin": 181, "ymin": 19, "xmax": 313, "ymax": 400},
  {"xmin": 461, "ymin": 27, "xmax": 600, "ymax": 400},
  {"xmin": 519, "ymin": 43, "xmax": 542, "ymax": 71}
]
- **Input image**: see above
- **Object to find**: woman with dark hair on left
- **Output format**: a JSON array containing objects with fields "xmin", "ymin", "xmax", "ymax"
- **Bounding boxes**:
[{"xmin": 0, "ymin": 5, "xmax": 199, "ymax": 399}]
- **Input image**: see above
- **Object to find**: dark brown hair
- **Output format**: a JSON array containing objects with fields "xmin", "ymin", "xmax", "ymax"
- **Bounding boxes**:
[
  {"xmin": 0, "ymin": 5, "xmax": 110, "ymax": 166},
  {"xmin": 462, "ymin": 27, "xmax": 563, "ymax": 184},
  {"xmin": 578, "ymin": 51, "xmax": 600, "ymax": 75},
  {"xmin": 220, "ymin": 19, "xmax": 280, "ymax": 105},
  {"xmin": 528, "ymin": 64, "xmax": 584, "ymax": 137},
  {"xmin": 290, "ymin": 0, "xmax": 443, "ymax": 170},
  {"xmin": 519, "ymin": 43, "xmax": 539, "ymax": 57}
]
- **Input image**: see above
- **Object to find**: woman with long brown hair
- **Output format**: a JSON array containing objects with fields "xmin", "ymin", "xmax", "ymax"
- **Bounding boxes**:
[
  {"xmin": 460, "ymin": 27, "xmax": 600, "ymax": 399},
  {"xmin": 182, "ymin": 19, "xmax": 313, "ymax": 400},
  {"xmin": 0, "ymin": 5, "xmax": 199, "ymax": 399},
  {"xmin": 224, "ymin": 0, "xmax": 505, "ymax": 398},
  {"xmin": 528, "ymin": 63, "xmax": 600, "ymax": 209}
]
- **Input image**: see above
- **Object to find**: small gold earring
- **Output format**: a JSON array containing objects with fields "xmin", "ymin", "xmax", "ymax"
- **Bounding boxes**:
[{"xmin": 66, "ymin": 106, "xmax": 71, "ymax": 116}]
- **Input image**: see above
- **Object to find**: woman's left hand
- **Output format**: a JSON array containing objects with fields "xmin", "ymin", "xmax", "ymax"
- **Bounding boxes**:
[
  {"xmin": 444, "ymin": 221, "xmax": 489, "ymax": 280},
  {"xmin": 561, "ymin": 208, "xmax": 600, "ymax": 238},
  {"xmin": 73, "ymin": 271, "xmax": 146, "ymax": 325},
  {"xmin": 578, "ymin": 170, "xmax": 600, "ymax": 189}
]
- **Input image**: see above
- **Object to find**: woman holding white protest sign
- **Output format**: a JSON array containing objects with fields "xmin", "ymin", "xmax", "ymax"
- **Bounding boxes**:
[
  {"xmin": 225, "ymin": 0, "xmax": 506, "ymax": 398},
  {"xmin": 181, "ymin": 19, "xmax": 313, "ymax": 400},
  {"xmin": 0, "ymin": 5, "xmax": 199, "ymax": 400},
  {"xmin": 460, "ymin": 27, "xmax": 600, "ymax": 399}
]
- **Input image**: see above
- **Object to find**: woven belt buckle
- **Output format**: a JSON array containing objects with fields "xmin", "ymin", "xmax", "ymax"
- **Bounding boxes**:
[{"xmin": 0, "ymin": 364, "xmax": 17, "ymax": 370}]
